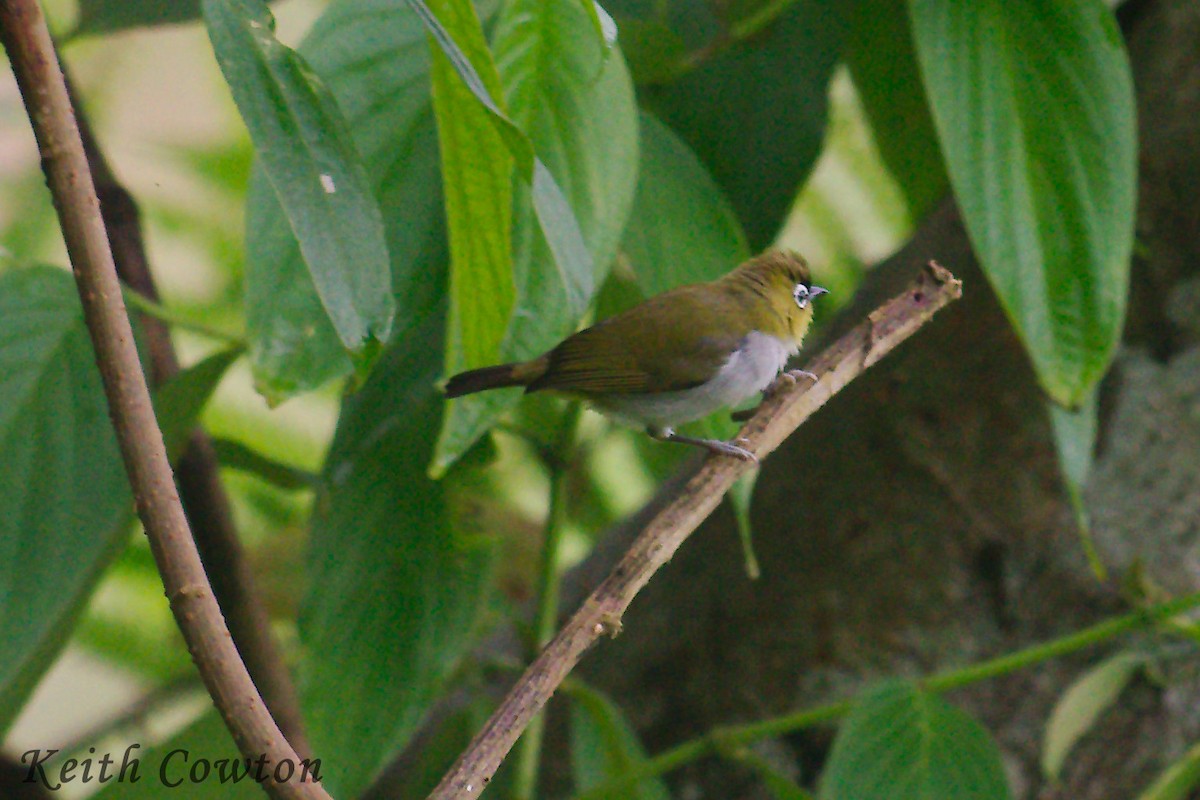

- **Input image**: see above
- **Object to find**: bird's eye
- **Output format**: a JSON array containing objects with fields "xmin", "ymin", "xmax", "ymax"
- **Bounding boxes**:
[{"xmin": 793, "ymin": 284, "xmax": 810, "ymax": 309}]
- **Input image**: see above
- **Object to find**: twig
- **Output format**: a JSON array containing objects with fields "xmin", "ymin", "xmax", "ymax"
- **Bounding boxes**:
[
  {"xmin": 429, "ymin": 262, "xmax": 963, "ymax": 797},
  {"xmin": 0, "ymin": 3, "xmax": 327, "ymax": 798},
  {"xmin": 65, "ymin": 61, "xmax": 310, "ymax": 760},
  {"xmin": 574, "ymin": 588, "xmax": 1200, "ymax": 798}
]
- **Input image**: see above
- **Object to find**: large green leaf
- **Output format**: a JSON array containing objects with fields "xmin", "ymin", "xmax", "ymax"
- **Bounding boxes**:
[
  {"xmin": 821, "ymin": 681, "xmax": 1010, "ymax": 800},
  {"xmin": 300, "ymin": 308, "xmax": 494, "ymax": 798},
  {"xmin": 845, "ymin": 0, "xmax": 946, "ymax": 224},
  {"xmin": 909, "ymin": 0, "xmax": 1135, "ymax": 407},
  {"xmin": 426, "ymin": 0, "xmax": 515, "ymax": 397},
  {"xmin": 0, "ymin": 268, "xmax": 132, "ymax": 732},
  {"xmin": 205, "ymin": 0, "xmax": 393, "ymax": 384},
  {"xmin": 629, "ymin": 0, "xmax": 849, "ymax": 249},
  {"xmin": 242, "ymin": 0, "xmax": 444, "ymax": 400},
  {"xmin": 431, "ymin": 0, "xmax": 639, "ymax": 474}
]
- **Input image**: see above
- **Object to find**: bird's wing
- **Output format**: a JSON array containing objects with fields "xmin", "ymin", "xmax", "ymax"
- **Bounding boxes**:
[{"xmin": 528, "ymin": 289, "xmax": 742, "ymax": 395}]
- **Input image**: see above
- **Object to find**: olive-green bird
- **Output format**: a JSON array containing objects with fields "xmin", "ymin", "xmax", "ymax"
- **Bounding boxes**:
[{"xmin": 444, "ymin": 250, "xmax": 828, "ymax": 461}]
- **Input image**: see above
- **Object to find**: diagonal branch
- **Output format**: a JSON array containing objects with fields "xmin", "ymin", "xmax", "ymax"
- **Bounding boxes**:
[
  {"xmin": 65, "ymin": 60, "xmax": 311, "ymax": 760},
  {"xmin": 429, "ymin": 262, "xmax": 963, "ymax": 797},
  {"xmin": 0, "ymin": 2, "xmax": 326, "ymax": 797}
]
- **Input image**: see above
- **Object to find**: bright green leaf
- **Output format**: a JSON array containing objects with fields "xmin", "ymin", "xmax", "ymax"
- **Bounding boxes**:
[
  {"xmin": 1042, "ymin": 651, "xmax": 1144, "ymax": 780},
  {"xmin": 909, "ymin": 0, "xmax": 1136, "ymax": 407},
  {"xmin": 821, "ymin": 681, "xmax": 1011, "ymax": 800},
  {"xmin": 0, "ymin": 268, "xmax": 134, "ymax": 733},
  {"xmin": 430, "ymin": 0, "xmax": 639, "ymax": 474},
  {"xmin": 569, "ymin": 681, "xmax": 671, "ymax": 799},
  {"xmin": 845, "ymin": 0, "xmax": 946, "ymax": 224},
  {"xmin": 243, "ymin": 0, "xmax": 449, "ymax": 399},
  {"xmin": 426, "ymin": 0, "xmax": 515, "ymax": 398},
  {"xmin": 300, "ymin": 310, "xmax": 495, "ymax": 798}
]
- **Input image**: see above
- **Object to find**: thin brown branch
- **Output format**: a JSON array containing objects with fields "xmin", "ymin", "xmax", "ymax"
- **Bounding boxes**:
[
  {"xmin": 0, "ymin": 3, "xmax": 327, "ymax": 798},
  {"xmin": 429, "ymin": 262, "xmax": 963, "ymax": 798},
  {"xmin": 65, "ymin": 61, "xmax": 311, "ymax": 759}
]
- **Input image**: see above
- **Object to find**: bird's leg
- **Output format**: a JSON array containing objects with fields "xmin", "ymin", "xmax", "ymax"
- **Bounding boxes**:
[
  {"xmin": 649, "ymin": 427, "xmax": 758, "ymax": 463},
  {"xmin": 731, "ymin": 369, "xmax": 820, "ymax": 422}
]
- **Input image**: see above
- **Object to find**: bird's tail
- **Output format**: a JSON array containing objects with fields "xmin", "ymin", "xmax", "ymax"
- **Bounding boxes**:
[{"xmin": 443, "ymin": 363, "xmax": 527, "ymax": 398}]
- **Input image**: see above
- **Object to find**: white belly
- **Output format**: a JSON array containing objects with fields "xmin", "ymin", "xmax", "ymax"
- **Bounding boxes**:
[{"xmin": 599, "ymin": 331, "xmax": 794, "ymax": 430}]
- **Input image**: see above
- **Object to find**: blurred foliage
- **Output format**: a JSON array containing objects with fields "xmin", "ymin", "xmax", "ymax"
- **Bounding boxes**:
[{"xmin": 0, "ymin": 0, "xmax": 1147, "ymax": 796}]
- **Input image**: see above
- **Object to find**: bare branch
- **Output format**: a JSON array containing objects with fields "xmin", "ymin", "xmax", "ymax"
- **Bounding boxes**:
[
  {"xmin": 0, "ymin": 3, "xmax": 327, "ymax": 797},
  {"xmin": 429, "ymin": 262, "xmax": 963, "ymax": 798},
  {"xmin": 64, "ymin": 59, "xmax": 312, "ymax": 761}
]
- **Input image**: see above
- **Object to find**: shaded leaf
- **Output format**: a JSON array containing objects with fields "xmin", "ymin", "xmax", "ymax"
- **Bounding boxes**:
[
  {"xmin": 635, "ymin": 0, "xmax": 849, "ymax": 248},
  {"xmin": 1043, "ymin": 651, "xmax": 1144, "ymax": 780},
  {"xmin": 204, "ymin": 0, "xmax": 393, "ymax": 369},
  {"xmin": 909, "ymin": 0, "xmax": 1136, "ymax": 406},
  {"xmin": 300, "ymin": 309, "xmax": 495, "ymax": 798},
  {"xmin": 569, "ymin": 681, "xmax": 670, "ymax": 799},
  {"xmin": 75, "ymin": 0, "xmax": 202, "ymax": 36},
  {"xmin": 0, "ymin": 268, "xmax": 134, "ymax": 733},
  {"xmin": 821, "ymin": 681, "xmax": 1010, "ymax": 800},
  {"xmin": 1135, "ymin": 739, "xmax": 1200, "ymax": 800},
  {"xmin": 845, "ymin": 0, "xmax": 946, "ymax": 223},
  {"xmin": 154, "ymin": 346, "xmax": 242, "ymax": 462}
]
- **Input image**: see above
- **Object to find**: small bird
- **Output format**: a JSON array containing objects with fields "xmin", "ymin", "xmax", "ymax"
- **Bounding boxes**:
[{"xmin": 444, "ymin": 251, "xmax": 828, "ymax": 461}]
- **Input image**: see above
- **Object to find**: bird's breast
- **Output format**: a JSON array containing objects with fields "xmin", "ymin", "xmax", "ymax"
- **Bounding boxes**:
[{"xmin": 596, "ymin": 331, "xmax": 794, "ymax": 429}]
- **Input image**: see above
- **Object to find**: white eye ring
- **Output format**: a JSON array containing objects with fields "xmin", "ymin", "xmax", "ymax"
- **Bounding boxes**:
[{"xmin": 793, "ymin": 284, "xmax": 810, "ymax": 309}]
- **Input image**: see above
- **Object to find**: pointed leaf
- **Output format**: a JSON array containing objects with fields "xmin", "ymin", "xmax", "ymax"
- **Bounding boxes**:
[
  {"xmin": 155, "ymin": 346, "xmax": 242, "ymax": 462},
  {"xmin": 243, "ymin": 0, "xmax": 448, "ymax": 399},
  {"xmin": 1042, "ymin": 651, "xmax": 1144, "ymax": 780},
  {"xmin": 204, "ymin": 0, "xmax": 394, "ymax": 366},
  {"xmin": 821, "ymin": 681, "xmax": 1010, "ymax": 800},
  {"xmin": 909, "ymin": 0, "xmax": 1136, "ymax": 406}
]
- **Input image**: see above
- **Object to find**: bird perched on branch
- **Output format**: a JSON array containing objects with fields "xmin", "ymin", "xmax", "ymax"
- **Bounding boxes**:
[{"xmin": 444, "ymin": 250, "xmax": 828, "ymax": 461}]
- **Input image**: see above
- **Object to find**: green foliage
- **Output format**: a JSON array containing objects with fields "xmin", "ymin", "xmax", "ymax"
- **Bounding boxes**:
[
  {"xmin": 909, "ymin": 0, "xmax": 1136, "ymax": 408},
  {"xmin": 821, "ymin": 681, "xmax": 1010, "ymax": 800},
  {"xmin": 0, "ymin": 0, "xmax": 1150, "ymax": 795},
  {"xmin": 204, "ymin": 0, "xmax": 394, "ymax": 379},
  {"xmin": 0, "ymin": 267, "xmax": 135, "ymax": 733}
]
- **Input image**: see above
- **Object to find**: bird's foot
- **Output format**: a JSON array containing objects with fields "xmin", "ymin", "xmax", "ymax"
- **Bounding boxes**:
[{"xmin": 652, "ymin": 428, "xmax": 758, "ymax": 463}]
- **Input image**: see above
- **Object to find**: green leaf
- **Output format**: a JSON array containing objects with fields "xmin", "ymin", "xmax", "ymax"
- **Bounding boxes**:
[
  {"xmin": 430, "ymin": 0, "xmax": 639, "ymax": 474},
  {"xmin": 1136, "ymin": 739, "xmax": 1200, "ymax": 800},
  {"xmin": 622, "ymin": 111, "xmax": 749, "ymax": 296},
  {"xmin": 74, "ymin": 0, "xmax": 202, "ymax": 36},
  {"xmin": 204, "ymin": 0, "xmax": 394, "ymax": 364},
  {"xmin": 300, "ymin": 309, "xmax": 495, "ymax": 798},
  {"xmin": 636, "ymin": 0, "xmax": 849, "ymax": 248},
  {"xmin": 243, "ymin": 0, "xmax": 448, "ymax": 399},
  {"xmin": 0, "ymin": 268, "xmax": 134, "ymax": 733},
  {"xmin": 426, "ymin": 0, "xmax": 515, "ymax": 393},
  {"xmin": 93, "ymin": 710, "xmax": 276, "ymax": 799},
  {"xmin": 729, "ymin": 469, "xmax": 761, "ymax": 580},
  {"xmin": 845, "ymin": 0, "xmax": 946, "ymax": 223},
  {"xmin": 154, "ymin": 346, "xmax": 242, "ymax": 463},
  {"xmin": 569, "ymin": 682, "xmax": 671, "ymax": 799},
  {"xmin": 821, "ymin": 681, "xmax": 1011, "ymax": 800},
  {"xmin": 909, "ymin": 0, "xmax": 1136, "ymax": 407},
  {"xmin": 1042, "ymin": 651, "xmax": 1144, "ymax": 780}
]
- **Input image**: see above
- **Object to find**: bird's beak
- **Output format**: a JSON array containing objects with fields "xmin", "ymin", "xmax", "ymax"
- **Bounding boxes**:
[{"xmin": 810, "ymin": 286, "xmax": 829, "ymax": 298}]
